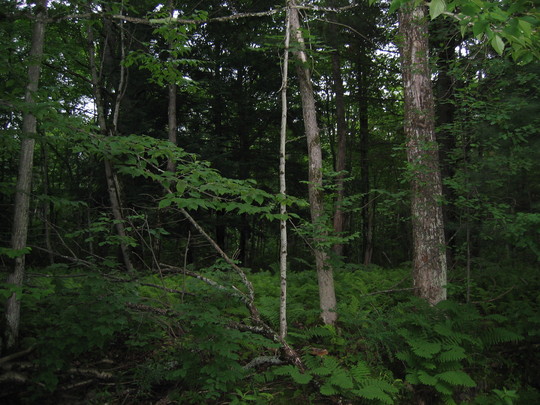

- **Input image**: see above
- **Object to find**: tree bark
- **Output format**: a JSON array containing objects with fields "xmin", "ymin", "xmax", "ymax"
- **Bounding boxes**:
[
  {"xmin": 3, "ymin": 0, "xmax": 48, "ymax": 352},
  {"xmin": 290, "ymin": 2, "xmax": 337, "ymax": 325},
  {"xmin": 279, "ymin": 3, "xmax": 292, "ymax": 339},
  {"xmin": 399, "ymin": 4, "xmax": 447, "ymax": 304}
]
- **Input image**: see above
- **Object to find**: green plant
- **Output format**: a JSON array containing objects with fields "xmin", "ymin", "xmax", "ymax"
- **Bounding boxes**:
[{"xmin": 377, "ymin": 298, "xmax": 522, "ymax": 404}]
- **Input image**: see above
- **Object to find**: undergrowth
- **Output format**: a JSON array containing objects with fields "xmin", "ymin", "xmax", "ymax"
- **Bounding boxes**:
[{"xmin": 1, "ymin": 263, "xmax": 538, "ymax": 404}]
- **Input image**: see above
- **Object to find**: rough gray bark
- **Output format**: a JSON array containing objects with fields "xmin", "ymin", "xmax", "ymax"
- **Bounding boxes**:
[
  {"xmin": 399, "ymin": 5, "xmax": 447, "ymax": 304},
  {"xmin": 290, "ymin": 2, "xmax": 337, "ymax": 325},
  {"xmin": 4, "ymin": 0, "xmax": 48, "ymax": 352}
]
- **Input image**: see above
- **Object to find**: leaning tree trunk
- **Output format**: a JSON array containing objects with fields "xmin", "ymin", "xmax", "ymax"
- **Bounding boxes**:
[
  {"xmin": 399, "ymin": 4, "xmax": 447, "ymax": 305},
  {"xmin": 290, "ymin": 2, "xmax": 337, "ymax": 325},
  {"xmin": 3, "ymin": 0, "xmax": 48, "ymax": 352}
]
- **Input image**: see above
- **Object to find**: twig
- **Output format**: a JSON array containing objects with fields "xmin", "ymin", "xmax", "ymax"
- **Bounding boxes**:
[
  {"xmin": 472, "ymin": 286, "xmax": 515, "ymax": 304},
  {"xmin": 125, "ymin": 302, "xmax": 170, "ymax": 316},
  {"xmin": 359, "ymin": 286, "xmax": 417, "ymax": 297},
  {"xmin": 140, "ymin": 282, "xmax": 194, "ymax": 296}
]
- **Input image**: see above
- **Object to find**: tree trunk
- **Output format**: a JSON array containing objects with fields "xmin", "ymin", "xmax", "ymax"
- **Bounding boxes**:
[
  {"xmin": 86, "ymin": 19, "xmax": 134, "ymax": 274},
  {"xmin": 40, "ymin": 138, "xmax": 54, "ymax": 265},
  {"xmin": 290, "ymin": 2, "xmax": 337, "ymax": 325},
  {"xmin": 358, "ymin": 59, "xmax": 373, "ymax": 265},
  {"xmin": 279, "ymin": 4, "xmax": 291, "ymax": 339},
  {"xmin": 432, "ymin": 19, "xmax": 458, "ymax": 270},
  {"xmin": 330, "ymin": 45, "xmax": 347, "ymax": 258},
  {"xmin": 399, "ymin": 4, "xmax": 447, "ymax": 304},
  {"xmin": 3, "ymin": 0, "xmax": 48, "ymax": 352}
]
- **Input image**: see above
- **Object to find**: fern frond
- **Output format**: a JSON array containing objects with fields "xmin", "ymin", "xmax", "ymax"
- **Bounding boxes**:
[
  {"xmin": 320, "ymin": 381, "xmax": 338, "ymax": 396},
  {"xmin": 480, "ymin": 327, "xmax": 522, "ymax": 346},
  {"xmin": 438, "ymin": 346, "xmax": 466, "ymax": 362},
  {"xmin": 417, "ymin": 370, "xmax": 438, "ymax": 386},
  {"xmin": 350, "ymin": 360, "xmax": 370, "ymax": 382},
  {"xmin": 354, "ymin": 378, "xmax": 397, "ymax": 405},
  {"xmin": 329, "ymin": 369, "xmax": 353, "ymax": 389},
  {"xmin": 435, "ymin": 370, "xmax": 476, "ymax": 387},
  {"xmin": 409, "ymin": 339, "xmax": 441, "ymax": 358}
]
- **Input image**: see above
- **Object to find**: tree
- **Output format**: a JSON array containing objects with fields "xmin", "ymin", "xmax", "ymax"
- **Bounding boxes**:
[
  {"xmin": 399, "ymin": 3, "xmax": 447, "ymax": 304},
  {"xmin": 85, "ymin": 10, "xmax": 135, "ymax": 274},
  {"xmin": 290, "ymin": 1, "xmax": 337, "ymax": 325},
  {"xmin": 3, "ymin": 0, "xmax": 48, "ymax": 352}
]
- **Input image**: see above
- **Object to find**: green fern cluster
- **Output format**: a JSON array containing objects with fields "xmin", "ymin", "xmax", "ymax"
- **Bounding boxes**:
[
  {"xmin": 261, "ymin": 354, "xmax": 398, "ymax": 404},
  {"xmin": 385, "ymin": 299, "xmax": 522, "ymax": 404}
]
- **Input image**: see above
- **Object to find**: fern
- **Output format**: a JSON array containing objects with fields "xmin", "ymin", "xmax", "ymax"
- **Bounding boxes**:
[
  {"xmin": 436, "ymin": 370, "xmax": 476, "ymax": 387},
  {"xmin": 350, "ymin": 360, "xmax": 370, "ymax": 382},
  {"xmin": 329, "ymin": 368, "xmax": 354, "ymax": 389},
  {"xmin": 355, "ymin": 379, "xmax": 398, "ymax": 404},
  {"xmin": 480, "ymin": 326, "xmax": 522, "ymax": 346}
]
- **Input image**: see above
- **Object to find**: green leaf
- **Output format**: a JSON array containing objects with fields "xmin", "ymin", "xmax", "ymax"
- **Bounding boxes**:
[
  {"xmin": 0, "ymin": 246, "xmax": 31, "ymax": 259},
  {"xmin": 175, "ymin": 180, "xmax": 187, "ymax": 194},
  {"xmin": 473, "ymin": 20, "xmax": 488, "ymax": 39},
  {"xmin": 491, "ymin": 35, "xmax": 505, "ymax": 55},
  {"xmin": 429, "ymin": 0, "xmax": 446, "ymax": 20}
]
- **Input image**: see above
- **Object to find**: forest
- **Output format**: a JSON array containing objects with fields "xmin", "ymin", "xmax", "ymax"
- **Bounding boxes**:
[{"xmin": 1, "ymin": 0, "xmax": 539, "ymax": 403}]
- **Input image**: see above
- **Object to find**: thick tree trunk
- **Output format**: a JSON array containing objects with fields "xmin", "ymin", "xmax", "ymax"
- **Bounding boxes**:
[
  {"xmin": 290, "ymin": 3, "xmax": 337, "ymax": 325},
  {"xmin": 399, "ymin": 5, "xmax": 447, "ymax": 304},
  {"xmin": 3, "ymin": 0, "xmax": 48, "ymax": 352}
]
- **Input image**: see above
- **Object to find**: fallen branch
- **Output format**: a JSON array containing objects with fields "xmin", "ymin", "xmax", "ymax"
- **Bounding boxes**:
[
  {"xmin": 244, "ymin": 356, "xmax": 284, "ymax": 370},
  {"xmin": 68, "ymin": 368, "xmax": 114, "ymax": 380},
  {"xmin": 0, "ymin": 345, "xmax": 35, "ymax": 366},
  {"xmin": 0, "ymin": 371, "xmax": 27, "ymax": 384}
]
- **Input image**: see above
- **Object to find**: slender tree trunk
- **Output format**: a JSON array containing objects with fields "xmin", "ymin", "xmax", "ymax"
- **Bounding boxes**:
[
  {"xmin": 330, "ymin": 45, "xmax": 347, "ymax": 258},
  {"xmin": 432, "ymin": 19, "xmax": 458, "ymax": 270},
  {"xmin": 290, "ymin": 2, "xmax": 337, "ymax": 325},
  {"xmin": 3, "ymin": 0, "xmax": 48, "ymax": 352},
  {"xmin": 279, "ymin": 3, "xmax": 291, "ymax": 339},
  {"xmin": 86, "ymin": 20, "xmax": 134, "ymax": 274},
  {"xmin": 358, "ymin": 61, "xmax": 373, "ymax": 265},
  {"xmin": 399, "ymin": 5, "xmax": 447, "ymax": 304},
  {"xmin": 167, "ymin": 73, "xmax": 177, "ymax": 171},
  {"xmin": 40, "ymin": 139, "xmax": 54, "ymax": 265}
]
